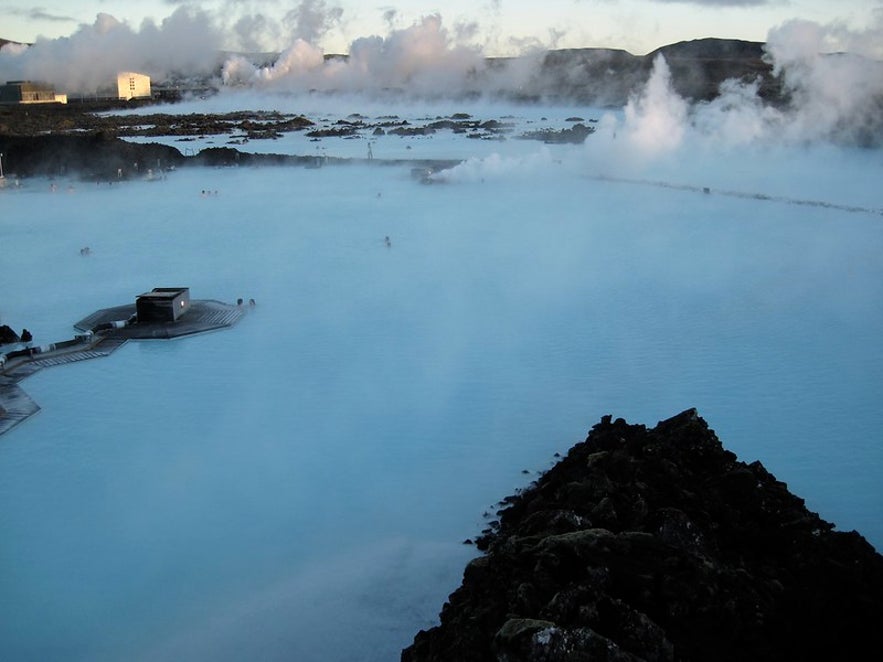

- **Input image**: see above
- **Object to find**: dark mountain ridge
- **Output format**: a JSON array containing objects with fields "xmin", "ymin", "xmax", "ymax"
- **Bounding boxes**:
[{"xmin": 525, "ymin": 38, "xmax": 780, "ymax": 104}]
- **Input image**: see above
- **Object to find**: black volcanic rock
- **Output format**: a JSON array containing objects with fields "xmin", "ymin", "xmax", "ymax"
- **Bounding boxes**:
[
  {"xmin": 0, "ymin": 325, "xmax": 20, "ymax": 344},
  {"xmin": 519, "ymin": 123, "xmax": 595, "ymax": 144},
  {"xmin": 0, "ymin": 132, "xmax": 184, "ymax": 179},
  {"xmin": 402, "ymin": 409, "xmax": 883, "ymax": 662}
]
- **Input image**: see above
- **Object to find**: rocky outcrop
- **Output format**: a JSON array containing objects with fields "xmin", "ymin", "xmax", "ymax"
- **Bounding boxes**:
[
  {"xmin": 402, "ymin": 409, "xmax": 883, "ymax": 661},
  {"xmin": 0, "ymin": 132, "xmax": 185, "ymax": 180},
  {"xmin": 518, "ymin": 122, "xmax": 595, "ymax": 144},
  {"xmin": 0, "ymin": 325, "xmax": 20, "ymax": 344}
]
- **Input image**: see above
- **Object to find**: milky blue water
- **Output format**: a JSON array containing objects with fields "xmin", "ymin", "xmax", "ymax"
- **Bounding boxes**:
[{"xmin": 1, "ymin": 109, "xmax": 882, "ymax": 660}]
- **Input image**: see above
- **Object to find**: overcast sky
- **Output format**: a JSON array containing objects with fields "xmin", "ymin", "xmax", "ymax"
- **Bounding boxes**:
[{"xmin": 1, "ymin": 0, "xmax": 880, "ymax": 56}]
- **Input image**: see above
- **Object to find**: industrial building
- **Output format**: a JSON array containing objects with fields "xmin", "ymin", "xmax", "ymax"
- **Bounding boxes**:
[
  {"xmin": 1, "ymin": 72, "xmax": 151, "ymax": 104},
  {"xmin": 116, "ymin": 72, "xmax": 151, "ymax": 101},
  {"xmin": 0, "ymin": 80, "xmax": 67, "ymax": 104}
]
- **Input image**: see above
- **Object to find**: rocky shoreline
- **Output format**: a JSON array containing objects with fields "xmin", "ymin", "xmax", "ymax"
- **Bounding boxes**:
[
  {"xmin": 0, "ymin": 105, "xmax": 594, "ymax": 181},
  {"xmin": 402, "ymin": 409, "xmax": 883, "ymax": 661}
]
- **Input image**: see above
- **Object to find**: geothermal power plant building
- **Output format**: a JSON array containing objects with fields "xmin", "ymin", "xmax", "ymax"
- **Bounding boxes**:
[
  {"xmin": 1, "ymin": 72, "xmax": 151, "ymax": 104},
  {"xmin": 0, "ymin": 80, "xmax": 67, "ymax": 104},
  {"xmin": 116, "ymin": 72, "xmax": 151, "ymax": 101}
]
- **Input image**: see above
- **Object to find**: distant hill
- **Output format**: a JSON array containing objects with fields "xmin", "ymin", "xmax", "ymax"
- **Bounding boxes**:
[
  {"xmin": 648, "ymin": 38, "xmax": 779, "ymax": 102},
  {"xmin": 525, "ymin": 38, "xmax": 780, "ymax": 106},
  {"xmin": 0, "ymin": 37, "xmax": 29, "ymax": 50}
]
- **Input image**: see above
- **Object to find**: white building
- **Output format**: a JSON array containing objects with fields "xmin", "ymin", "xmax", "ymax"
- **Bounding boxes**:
[{"xmin": 117, "ymin": 72, "xmax": 151, "ymax": 101}]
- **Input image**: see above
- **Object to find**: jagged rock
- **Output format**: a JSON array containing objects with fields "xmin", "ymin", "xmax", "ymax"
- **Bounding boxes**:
[
  {"xmin": 402, "ymin": 409, "xmax": 883, "ymax": 662},
  {"xmin": 518, "ymin": 123, "xmax": 595, "ymax": 144},
  {"xmin": 0, "ymin": 325, "xmax": 20, "ymax": 344}
]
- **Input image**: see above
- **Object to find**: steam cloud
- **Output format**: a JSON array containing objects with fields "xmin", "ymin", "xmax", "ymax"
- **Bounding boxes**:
[
  {"xmin": 221, "ymin": 14, "xmax": 490, "ymax": 95},
  {"xmin": 763, "ymin": 19, "xmax": 883, "ymax": 145},
  {"xmin": 582, "ymin": 16, "xmax": 883, "ymax": 164},
  {"xmin": 0, "ymin": 8, "xmax": 224, "ymax": 93}
]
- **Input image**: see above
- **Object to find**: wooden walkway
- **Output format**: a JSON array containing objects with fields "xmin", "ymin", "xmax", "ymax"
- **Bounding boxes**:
[
  {"xmin": 0, "ymin": 379, "xmax": 40, "ymax": 437},
  {"xmin": 29, "ymin": 338, "xmax": 128, "ymax": 368},
  {"xmin": 1, "ymin": 300, "xmax": 245, "ymax": 438}
]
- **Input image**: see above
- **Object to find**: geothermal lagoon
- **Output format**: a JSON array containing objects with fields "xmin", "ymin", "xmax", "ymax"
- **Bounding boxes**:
[{"xmin": 1, "ymin": 93, "xmax": 882, "ymax": 661}]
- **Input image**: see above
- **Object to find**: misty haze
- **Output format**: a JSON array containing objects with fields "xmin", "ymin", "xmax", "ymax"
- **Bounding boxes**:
[{"xmin": 1, "ymin": 7, "xmax": 882, "ymax": 662}]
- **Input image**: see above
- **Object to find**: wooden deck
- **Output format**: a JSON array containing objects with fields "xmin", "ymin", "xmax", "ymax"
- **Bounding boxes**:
[
  {"xmin": 75, "ymin": 300, "xmax": 245, "ymax": 339},
  {"xmin": 1, "ymin": 299, "xmax": 246, "ymax": 438},
  {"xmin": 0, "ymin": 378, "xmax": 40, "ymax": 437}
]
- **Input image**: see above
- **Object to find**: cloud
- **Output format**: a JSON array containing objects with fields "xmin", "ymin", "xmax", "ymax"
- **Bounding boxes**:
[
  {"xmin": 13, "ymin": 7, "xmax": 77, "ymax": 24},
  {"xmin": 232, "ymin": 13, "xmax": 282, "ymax": 54},
  {"xmin": 453, "ymin": 20, "xmax": 481, "ymax": 43},
  {"xmin": 648, "ymin": 0, "xmax": 773, "ymax": 5},
  {"xmin": 381, "ymin": 7, "xmax": 398, "ymax": 30},
  {"xmin": 282, "ymin": 0, "xmax": 344, "ymax": 45}
]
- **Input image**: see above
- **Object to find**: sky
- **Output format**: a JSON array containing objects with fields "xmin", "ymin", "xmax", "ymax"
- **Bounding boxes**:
[{"xmin": 1, "ymin": 0, "xmax": 880, "ymax": 57}]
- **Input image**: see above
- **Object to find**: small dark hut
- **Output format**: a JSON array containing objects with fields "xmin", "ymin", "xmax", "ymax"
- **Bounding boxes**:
[{"xmin": 135, "ymin": 287, "xmax": 190, "ymax": 323}]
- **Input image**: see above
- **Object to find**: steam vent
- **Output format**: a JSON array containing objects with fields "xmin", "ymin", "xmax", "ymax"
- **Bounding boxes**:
[{"xmin": 0, "ymin": 288, "xmax": 245, "ymax": 436}]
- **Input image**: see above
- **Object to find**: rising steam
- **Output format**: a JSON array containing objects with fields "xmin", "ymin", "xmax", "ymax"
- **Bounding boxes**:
[
  {"xmin": 221, "ymin": 14, "xmax": 489, "ymax": 95},
  {"xmin": 0, "ymin": 8, "xmax": 225, "ymax": 93}
]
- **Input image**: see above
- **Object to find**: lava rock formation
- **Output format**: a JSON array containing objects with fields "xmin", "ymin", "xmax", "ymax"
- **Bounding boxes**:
[{"xmin": 402, "ymin": 409, "xmax": 883, "ymax": 662}]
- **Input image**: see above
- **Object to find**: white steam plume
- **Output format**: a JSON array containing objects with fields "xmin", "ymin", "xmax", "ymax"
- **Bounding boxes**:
[
  {"xmin": 765, "ymin": 19, "xmax": 883, "ymax": 146},
  {"xmin": 0, "ymin": 9, "xmax": 224, "ymax": 92},
  {"xmin": 587, "ymin": 17, "xmax": 883, "ymax": 168},
  {"xmin": 282, "ymin": 0, "xmax": 344, "ymax": 45},
  {"xmin": 430, "ymin": 149, "xmax": 556, "ymax": 184},
  {"xmin": 232, "ymin": 13, "xmax": 282, "ymax": 55},
  {"xmin": 441, "ymin": 16, "xmax": 883, "ymax": 186},
  {"xmin": 621, "ymin": 54, "xmax": 688, "ymax": 156},
  {"xmin": 222, "ymin": 14, "xmax": 494, "ymax": 96}
]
